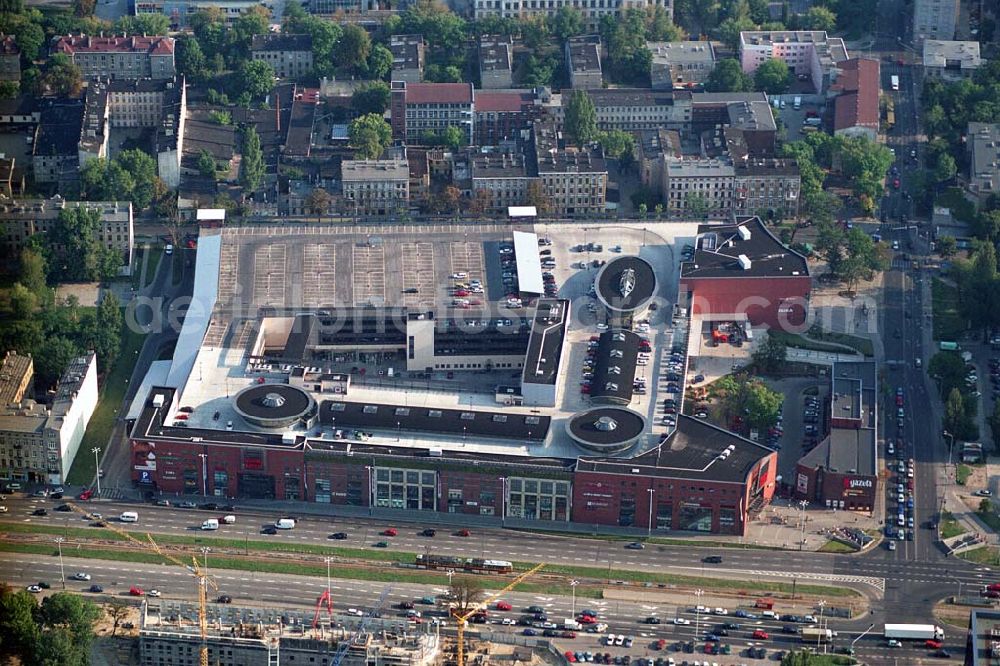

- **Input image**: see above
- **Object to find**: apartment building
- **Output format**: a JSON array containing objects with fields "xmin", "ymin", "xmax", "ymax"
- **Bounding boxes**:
[
  {"xmin": 473, "ymin": 0, "xmax": 672, "ymax": 33},
  {"xmin": 51, "ymin": 35, "xmax": 175, "ymax": 80},
  {"xmin": 0, "ymin": 352, "xmax": 33, "ymax": 406},
  {"xmin": 341, "ymin": 159, "xmax": 410, "ymax": 216},
  {"xmin": 32, "ymin": 99, "xmax": 85, "ymax": 186},
  {"xmin": 922, "ymin": 40, "xmax": 981, "ymax": 80},
  {"xmin": 390, "ymin": 81, "xmax": 475, "ymax": 144},
  {"xmin": 479, "ymin": 35, "xmax": 513, "ymax": 89},
  {"xmin": 470, "ymin": 151, "xmax": 531, "ymax": 213},
  {"xmin": 733, "ymin": 157, "xmax": 800, "ymax": 220},
  {"xmin": 739, "ymin": 30, "xmax": 848, "ymax": 93},
  {"xmin": 474, "ymin": 90, "xmax": 547, "ymax": 146},
  {"xmin": 531, "ymin": 121, "xmax": 607, "ymax": 216},
  {"xmin": 649, "ymin": 41, "xmax": 715, "ymax": 90},
  {"xmin": 662, "ymin": 158, "xmax": 735, "ymax": 219},
  {"xmin": 566, "ymin": 35, "xmax": 603, "ymax": 89},
  {"xmin": 0, "ymin": 34, "xmax": 20, "ymax": 82},
  {"xmin": 390, "ymin": 34, "xmax": 425, "ymax": 83},
  {"xmin": 251, "ymin": 34, "xmax": 314, "ymax": 79},
  {"xmin": 0, "ymin": 198, "xmax": 135, "ymax": 274},
  {"xmin": 135, "ymin": 0, "xmax": 279, "ymax": 28},
  {"xmin": 830, "ymin": 58, "xmax": 880, "ymax": 141},
  {"xmin": 583, "ymin": 88, "xmax": 692, "ymax": 132},
  {"xmin": 967, "ymin": 122, "xmax": 1000, "ymax": 207},
  {"xmin": 0, "ymin": 353, "xmax": 97, "ymax": 485},
  {"xmin": 912, "ymin": 0, "xmax": 959, "ymax": 42}
]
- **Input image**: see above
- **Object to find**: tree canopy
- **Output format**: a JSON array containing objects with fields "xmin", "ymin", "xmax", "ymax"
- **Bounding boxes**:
[
  {"xmin": 753, "ymin": 57, "xmax": 791, "ymax": 94},
  {"xmin": 240, "ymin": 125, "xmax": 265, "ymax": 193},
  {"xmin": 705, "ymin": 58, "xmax": 753, "ymax": 92},
  {"xmin": 352, "ymin": 81, "xmax": 391, "ymax": 115},
  {"xmin": 349, "ymin": 113, "xmax": 393, "ymax": 160},
  {"xmin": 564, "ymin": 90, "xmax": 598, "ymax": 145}
]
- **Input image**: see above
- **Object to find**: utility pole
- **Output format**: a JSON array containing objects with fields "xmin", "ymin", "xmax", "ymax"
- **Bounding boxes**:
[
  {"xmin": 55, "ymin": 537, "xmax": 65, "ymax": 589},
  {"xmin": 570, "ymin": 579, "xmax": 579, "ymax": 617},
  {"xmin": 324, "ymin": 557, "xmax": 333, "ymax": 602},
  {"xmin": 694, "ymin": 589, "xmax": 703, "ymax": 642},
  {"xmin": 92, "ymin": 448, "xmax": 102, "ymax": 495}
]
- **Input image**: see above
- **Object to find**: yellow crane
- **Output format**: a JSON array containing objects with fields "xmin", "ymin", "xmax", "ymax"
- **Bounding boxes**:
[
  {"xmin": 69, "ymin": 503, "xmax": 218, "ymax": 666},
  {"xmin": 451, "ymin": 563, "xmax": 545, "ymax": 666}
]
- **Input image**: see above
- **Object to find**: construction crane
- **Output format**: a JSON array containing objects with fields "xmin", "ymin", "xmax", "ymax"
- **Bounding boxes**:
[
  {"xmin": 451, "ymin": 563, "xmax": 545, "ymax": 666},
  {"xmin": 68, "ymin": 503, "xmax": 218, "ymax": 666},
  {"xmin": 330, "ymin": 584, "xmax": 392, "ymax": 666},
  {"xmin": 312, "ymin": 589, "xmax": 334, "ymax": 630}
]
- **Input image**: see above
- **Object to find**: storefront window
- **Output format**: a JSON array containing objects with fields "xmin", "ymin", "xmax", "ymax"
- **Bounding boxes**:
[
  {"xmin": 719, "ymin": 506, "xmax": 737, "ymax": 534},
  {"xmin": 678, "ymin": 503, "xmax": 713, "ymax": 532},
  {"xmin": 213, "ymin": 471, "xmax": 228, "ymax": 497},
  {"xmin": 315, "ymin": 478, "xmax": 331, "ymax": 503},
  {"xmin": 506, "ymin": 476, "xmax": 571, "ymax": 521},
  {"xmin": 375, "ymin": 466, "xmax": 437, "ymax": 510},
  {"xmin": 656, "ymin": 502, "xmax": 672, "ymax": 530}
]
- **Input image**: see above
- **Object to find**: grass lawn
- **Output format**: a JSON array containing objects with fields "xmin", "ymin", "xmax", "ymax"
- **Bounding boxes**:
[
  {"xmin": 768, "ymin": 330, "xmax": 853, "ymax": 354},
  {"xmin": 142, "ymin": 247, "xmax": 163, "ymax": 289},
  {"xmin": 932, "ymin": 278, "xmax": 964, "ymax": 342},
  {"xmin": 65, "ymin": 321, "xmax": 147, "ymax": 485},
  {"xmin": 957, "ymin": 464, "xmax": 972, "ymax": 485},
  {"xmin": 940, "ymin": 511, "xmax": 967, "ymax": 539},
  {"xmin": 806, "ymin": 326, "xmax": 874, "ymax": 356},
  {"xmin": 818, "ymin": 540, "xmax": 858, "ymax": 553},
  {"xmin": 960, "ymin": 546, "xmax": 1000, "ymax": 565}
]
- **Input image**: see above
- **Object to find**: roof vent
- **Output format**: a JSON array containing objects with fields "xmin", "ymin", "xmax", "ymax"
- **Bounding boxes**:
[
  {"xmin": 738, "ymin": 254, "xmax": 752, "ymax": 270},
  {"xmin": 738, "ymin": 225, "xmax": 751, "ymax": 240},
  {"xmin": 595, "ymin": 416, "xmax": 618, "ymax": 432},
  {"xmin": 261, "ymin": 392, "xmax": 286, "ymax": 408}
]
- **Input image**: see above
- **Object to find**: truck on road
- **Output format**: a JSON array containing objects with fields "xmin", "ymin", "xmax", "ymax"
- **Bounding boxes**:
[
  {"xmin": 884, "ymin": 624, "xmax": 944, "ymax": 640},
  {"xmin": 801, "ymin": 627, "xmax": 835, "ymax": 643},
  {"xmin": 563, "ymin": 619, "xmax": 582, "ymax": 631}
]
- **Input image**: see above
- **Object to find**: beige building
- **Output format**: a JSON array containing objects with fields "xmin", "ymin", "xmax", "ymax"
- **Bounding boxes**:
[
  {"xmin": 0, "ymin": 352, "xmax": 33, "ymax": 407},
  {"xmin": 649, "ymin": 41, "xmax": 716, "ymax": 90},
  {"xmin": 566, "ymin": 35, "xmax": 602, "ymax": 89},
  {"xmin": 967, "ymin": 122, "xmax": 1000, "ymax": 206},
  {"xmin": 582, "ymin": 89, "xmax": 692, "ymax": 132},
  {"xmin": 739, "ymin": 30, "xmax": 849, "ymax": 93},
  {"xmin": 341, "ymin": 159, "xmax": 410, "ymax": 216},
  {"xmin": 51, "ymin": 35, "xmax": 175, "ymax": 80},
  {"xmin": 0, "ymin": 353, "xmax": 98, "ymax": 485},
  {"xmin": 733, "ymin": 157, "xmax": 800, "ymax": 220},
  {"xmin": 663, "ymin": 158, "xmax": 735, "ymax": 219},
  {"xmin": 531, "ymin": 121, "xmax": 607, "ymax": 217},
  {"xmin": 474, "ymin": 0, "xmax": 672, "ymax": 33},
  {"xmin": 922, "ymin": 40, "xmax": 981, "ymax": 80},
  {"xmin": 251, "ymin": 34, "xmax": 314, "ymax": 79},
  {"xmin": 470, "ymin": 151, "xmax": 531, "ymax": 213},
  {"xmin": 0, "ymin": 198, "xmax": 135, "ymax": 275}
]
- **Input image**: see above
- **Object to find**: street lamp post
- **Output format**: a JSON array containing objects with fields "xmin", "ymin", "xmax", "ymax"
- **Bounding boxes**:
[
  {"xmin": 55, "ymin": 537, "xmax": 65, "ymax": 589},
  {"xmin": 647, "ymin": 488, "xmax": 655, "ymax": 536},
  {"xmin": 499, "ymin": 477, "xmax": 507, "ymax": 528},
  {"xmin": 817, "ymin": 600, "xmax": 826, "ymax": 651},
  {"xmin": 91, "ymin": 447, "xmax": 101, "ymax": 495},
  {"xmin": 324, "ymin": 557, "xmax": 333, "ymax": 600},
  {"xmin": 570, "ymin": 579, "xmax": 579, "ymax": 617},
  {"xmin": 198, "ymin": 453, "xmax": 208, "ymax": 496},
  {"xmin": 799, "ymin": 500, "xmax": 809, "ymax": 550},
  {"xmin": 943, "ymin": 431, "xmax": 955, "ymax": 469},
  {"xmin": 694, "ymin": 589, "xmax": 704, "ymax": 641}
]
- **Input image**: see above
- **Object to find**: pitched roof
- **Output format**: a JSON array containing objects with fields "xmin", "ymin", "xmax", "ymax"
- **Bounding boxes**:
[
  {"xmin": 831, "ymin": 58, "xmax": 880, "ymax": 131},
  {"xmin": 52, "ymin": 34, "xmax": 174, "ymax": 55},
  {"xmin": 250, "ymin": 33, "xmax": 312, "ymax": 52},
  {"xmin": 474, "ymin": 91, "xmax": 532, "ymax": 113},
  {"xmin": 404, "ymin": 82, "xmax": 473, "ymax": 105}
]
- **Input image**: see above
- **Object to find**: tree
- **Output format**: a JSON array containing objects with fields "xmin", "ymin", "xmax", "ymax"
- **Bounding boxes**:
[
  {"xmin": 240, "ymin": 126, "xmax": 265, "ymax": 193},
  {"xmin": 933, "ymin": 152, "xmax": 957, "ymax": 185},
  {"xmin": 0, "ymin": 585, "xmax": 38, "ymax": 656},
  {"xmin": 945, "ymin": 387, "xmax": 966, "ymax": 436},
  {"xmin": 745, "ymin": 380, "xmax": 783, "ymax": 429},
  {"xmin": 198, "ymin": 150, "xmax": 219, "ymax": 179},
  {"xmin": 176, "ymin": 35, "xmax": 207, "ymax": 82},
  {"xmin": 48, "ymin": 207, "xmax": 104, "ymax": 282},
  {"xmin": 526, "ymin": 181, "xmax": 549, "ymax": 215},
  {"xmin": 348, "ymin": 113, "xmax": 392, "ymax": 160},
  {"xmin": 114, "ymin": 13, "xmax": 170, "ymax": 34},
  {"xmin": 937, "ymin": 235, "xmax": 957, "ymax": 258},
  {"xmin": 85, "ymin": 291, "xmax": 123, "ymax": 371},
  {"xmin": 645, "ymin": 5, "xmax": 683, "ymax": 40},
  {"xmin": 839, "ymin": 227, "xmax": 887, "ymax": 291},
  {"xmin": 116, "ymin": 149, "xmax": 159, "ymax": 210},
  {"xmin": 564, "ymin": 90, "xmax": 598, "ymax": 145},
  {"xmin": 366, "ymin": 43, "xmax": 393, "ymax": 80},
  {"xmin": 838, "ymin": 136, "xmax": 894, "ymax": 206},
  {"xmin": 469, "ymin": 189, "xmax": 493, "ymax": 217},
  {"xmin": 548, "ymin": 6, "xmax": 584, "ymax": 41},
  {"xmin": 237, "ymin": 59, "xmax": 275, "ymax": 100},
  {"xmin": 801, "ymin": 6, "xmax": 836, "ymax": 31},
  {"xmin": 106, "ymin": 599, "xmax": 129, "ymax": 637},
  {"xmin": 716, "ymin": 16, "xmax": 755, "ymax": 51},
  {"xmin": 306, "ymin": 187, "xmax": 332, "ymax": 221},
  {"xmin": 597, "ymin": 130, "xmax": 635, "ymax": 161},
  {"xmin": 7, "ymin": 19, "xmax": 43, "ymax": 62},
  {"xmin": 336, "ymin": 24, "xmax": 372, "ymax": 74},
  {"xmin": 33, "ymin": 626, "xmax": 86, "ymax": 666},
  {"xmin": 40, "ymin": 593, "xmax": 103, "ymax": 648},
  {"xmin": 37, "ymin": 54, "xmax": 82, "ymax": 97},
  {"xmin": 20, "ymin": 248, "xmax": 48, "ymax": 299},
  {"xmin": 752, "ymin": 334, "xmax": 787, "ymax": 372},
  {"xmin": 352, "ymin": 81, "xmax": 391, "ymax": 115},
  {"xmin": 753, "ymin": 58, "xmax": 791, "ymax": 94},
  {"xmin": 522, "ymin": 54, "xmax": 557, "ymax": 86},
  {"xmin": 814, "ymin": 219, "xmax": 846, "ymax": 273},
  {"xmin": 685, "ymin": 192, "xmax": 710, "ymax": 218},
  {"xmin": 74, "ymin": 0, "xmax": 95, "ymax": 16},
  {"xmin": 705, "ymin": 58, "xmax": 753, "ymax": 92},
  {"xmin": 449, "ymin": 576, "xmax": 485, "ymax": 616}
]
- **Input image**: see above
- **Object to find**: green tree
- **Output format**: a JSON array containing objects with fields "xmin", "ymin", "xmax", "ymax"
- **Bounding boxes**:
[
  {"xmin": 116, "ymin": 149, "xmax": 159, "ymax": 210},
  {"xmin": 240, "ymin": 126, "xmax": 265, "ymax": 193},
  {"xmin": 547, "ymin": 6, "xmax": 584, "ymax": 41},
  {"xmin": 197, "ymin": 150, "xmax": 217, "ymax": 179},
  {"xmin": 20, "ymin": 248, "xmax": 48, "ymax": 299},
  {"xmin": 114, "ymin": 13, "xmax": 170, "ymax": 34},
  {"xmin": 441, "ymin": 125, "xmax": 466, "ymax": 150},
  {"xmin": 366, "ymin": 43, "xmax": 393, "ymax": 80},
  {"xmin": 0, "ymin": 585, "xmax": 39, "ymax": 656},
  {"xmin": 352, "ymin": 81, "xmax": 391, "ymax": 115},
  {"xmin": 74, "ymin": 0, "xmax": 95, "ymax": 17},
  {"xmin": 84, "ymin": 291, "xmax": 123, "ymax": 371},
  {"xmin": 801, "ymin": 6, "xmax": 836, "ymax": 31},
  {"xmin": 175, "ymin": 35, "xmax": 207, "ymax": 82},
  {"xmin": 8, "ymin": 19, "xmax": 43, "ymax": 62},
  {"xmin": 564, "ymin": 90, "xmax": 598, "ymax": 145},
  {"xmin": 336, "ymin": 24, "xmax": 372, "ymax": 74},
  {"xmin": 704, "ymin": 58, "xmax": 753, "ymax": 92},
  {"xmin": 424, "ymin": 63, "xmax": 463, "ymax": 82},
  {"xmin": 753, "ymin": 57, "xmax": 791, "ymax": 94},
  {"xmin": 839, "ymin": 227, "xmax": 887, "ymax": 291},
  {"xmin": 37, "ymin": 53, "xmax": 83, "ymax": 97},
  {"xmin": 752, "ymin": 334, "xmax": 787, "ymax": 372},
  {"xmin": 49, "ymin": 207, "xmax": 104, "ymax": 282},
  {"xmin": 34, "ymin": 336, "xmax": 81, "ymax": 390},
  {"xmin": 933, "ymin": 152, "xmax": 957, "ymax": 184},
  {"xmin": 303, "ymin": 16, "xmax": 343, "ymax": 78},
  {"xmin": 348, "ymin": 113, "xmax": 392, "ymax": 160},
  {"xmin": 645, "ymin": 5, "xmax": 683, "ymax": 40},
  {"xmin": 597, "ymin": 129, "xmax": 635, "ymax": 160},
  {"xmin": 522, "ymin": 54, "xmax": 557, "ymax": 86},
  {"xmin": 838, "ymin": 136, "xmax": 894, "ymax": 207},
  {"xmin": 745, "ymin": 380, "xmax": 783, "ymax": 429},
  {"xmin": 685, "ymin": 192, "xmax": 711, "ymax": 218},
  {"xmin": 716, "ymin": 15, "xmax": 755, "ymax": 51},
  {"xmin": 306, "ymin": 187, "xmax": 332, "ymax": 221},
  {"xmin": 39, "ymin": 593, "xmax": 103, "ymax": 648},
  {"xmin": 34, "ymin": 626, "xmax": 86, "ymax": 666},
  {"xmin": 937, "ymin": 235, "xmax": 957, "ymax": 258},
  {"xmin": 945, "ymin": 387, "xmax": 966, "ymax": 436},
  {"xmin": 237, "ymin": 59, "xmax": 275, "ymax": 100}
]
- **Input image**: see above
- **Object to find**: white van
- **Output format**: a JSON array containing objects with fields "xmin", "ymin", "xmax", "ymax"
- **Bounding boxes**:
[
  {"xmin": 165, "ymin": 244, "xmax": 174, "ymax": 255},
  {"xmin": 120, "ymin": 511, "xmax": 139, "ymax": 523},
  {"xmin": 221, "ymin": 514, "xmax": 236, "ymax": 525},
  {"xmin": 793, "ymin": 96, "xmax": 802, "ymax": 110},
  {"xmin": 275, "ymin": 518, "xmax": 296, "ymax": 529},
  {"xmin": 201, "ymin": 518, "xmax": 219, "ymax": 531}
]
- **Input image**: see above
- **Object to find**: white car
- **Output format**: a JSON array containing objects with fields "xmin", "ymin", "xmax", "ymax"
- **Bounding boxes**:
[
  {"xmin": 73, "ymin": 572, "xmax": 91, "ymax": 581},
  {"xmin": 148, "ymin": 589, "xmax": 162, "ymax": 598},
  {"xmin": 347, "ymin": 608, "xmax": 364, "ymax": 616},
  {"xmin": 596, "ymin": 323, "xmax": 609, "ymax": 331},
  {"xmin": 614, "ymin": 635, "xmax": 625, "ymax": 646},
  {"xmin": 26, "ymin": 585, "xmax": 41, "ymax": 593},
  {"xmin": 0, "ymin": 506, "xmax": 7, "ymax": 513},
  {"xmin": 673, "ymin": 617, "xmax": 691, "ymax": 625},
  {"xmin": 713, "ymin": 607, "xmax": 728, "ymax": 615},
  {"xmin": 501, "ymin": 618, "xmax": 515, "ymax": 625}
]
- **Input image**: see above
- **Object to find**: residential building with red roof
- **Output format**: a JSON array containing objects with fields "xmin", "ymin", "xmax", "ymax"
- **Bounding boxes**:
[
  {"xmin": 830, "ymin": 58, "xmax": 880, "ymax": 141},
  {"xmin": 473, "ymin": 90, "xmax": 547, "ymax": 145},
  {"xmin": 389, "ymin": 81, "xmax": 474, "ymax": 144},
  {"xmin": 51, "ymin": 35, "xmax": 175, "ymax": 80}
]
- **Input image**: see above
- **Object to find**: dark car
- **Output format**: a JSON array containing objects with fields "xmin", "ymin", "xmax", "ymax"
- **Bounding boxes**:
[
  {"xmin": 219, "ymin": 505, "xmax": 236, "ymax": 512},
  {"xmin": 626, "ymin": 542, "xmax": 645, "ymax": 550},
  {"xmin": 421, "ymin": 528, "xmax": 437, "ymax": 537},
  {"xmin": 217, "ymin": 595, "xmax": 232, "ymax": 603},
  {"xmin": 644, "ymin": 617, "xmax": 661, "ymax": 624},
  {"xmin": 398, "ymin": 601, "xmax": 415, "ymax": 610},
  {"xmin": 37, "ymin": 581, "xmax": 50, "ymax": 589},
  {"xmin": 781, "ymin": 625, "xmax": 798, "ymax": 634},
  {"xmin": 702, "ymin": 556, "xmax": 722, "ymax": 564},
  {"xmin": 526, "ymin": 606, "xmax": 545, "ymax": 614},
  {"xmin": 329, "ymin": 532, "xmax": 348, "ymax": 540},
  {"xmin": 55, "ymin": 504, "xmax": 72, "ymax": 512},
  {"xmin": 88, "ymin": 585, "xmax": 104, "ymax": 593},
  {"xmin": 50, "ymin": 493, "xmax": 63, "ymax": 500},
  {"xmin": 933, "ymin": 650, "xmax": 951, "ymax": 659},
  {"xmin": 32, "ymin": 508, "xmax": 47, "ymax": 516},
  {"xmin": 261, "ymin": 526, "xmax": 277, "ymax": 535},
  {"xmin": 200, "ymin": 503, "xmax": 219, "ymax": 511}
]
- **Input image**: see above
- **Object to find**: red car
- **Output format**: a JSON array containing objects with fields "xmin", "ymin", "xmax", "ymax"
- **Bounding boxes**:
[
  {"xmin": 578, "ymin": 615, "xmax": 597, "ymax": 624},
  {"xmin": 457, "ymin": 529, "xmax": 471, "ymax": 537},
  {"xmin": 383, "ymin": 528, "xmax": 398, "ymax": 537},
  {"xmin": 454, "ymin": 290, "xmax": 469, "ymax": 297},
  {"xmin": 925, "ymin": 639, "xmax": 943, "ymax": 649},
  {"xmin": 78, "ymin": 489, "xmax": 93, "ymax": 501},
  {"xmin": 496, "ymin": 601, "xmax": 512, "ymax": 611},
  {"xmin": 129, "ymin": 586, "xmax": 144, "ymax": 596},
  {"xmin": 893, "ymin": 178, "xmax": 901, "ymax": 189},
  {"xmin": 896, "ymin": 395, "xmax": 904, "ymax": 406},
  {"xmin": 565, "ymin": 651, "xmax": 577, "ymax": 663},
  {"xmin": 655, "ymin": 639, "xmax": 666, "ymax": 650},
  {"xmin": 752, "ymin": 629, "xmax": 769, "ymax": 640}
]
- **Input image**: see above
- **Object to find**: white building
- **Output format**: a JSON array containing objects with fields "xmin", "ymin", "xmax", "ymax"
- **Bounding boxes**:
[
  {"xmin": 649, "ymin": 41, "xmax": 716, "ymax": 90},
  {"xmin": 473, "ymin": 0, "xmax": 672, "ymax": 32},
  {"xmin": 739, "ymin": 30, "xmax": 848, "ymax": 93},
  {"xmin": 341, "ymin": 160, "xmax": 410, "ymax": 216},
  {"xmin": 922, "ymin": 40, "xmax": 981, "ymax": 80},
  {"xmin": 0, "ymin": 353, "xmax": 98, "ymax": 485},
  {"xmin": 912, "ymin": 0, "xmax": 959, "ymax": 43}
]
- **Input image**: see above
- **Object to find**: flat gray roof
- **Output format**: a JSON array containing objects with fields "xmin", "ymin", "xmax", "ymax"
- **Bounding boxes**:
[
  {"xmin": 522, "ymin": 299, "xmax": 569, "ymax": 386},
  {"xmin": 513, "ymin": 230, "xmax": 544, "ymax": 294}
]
